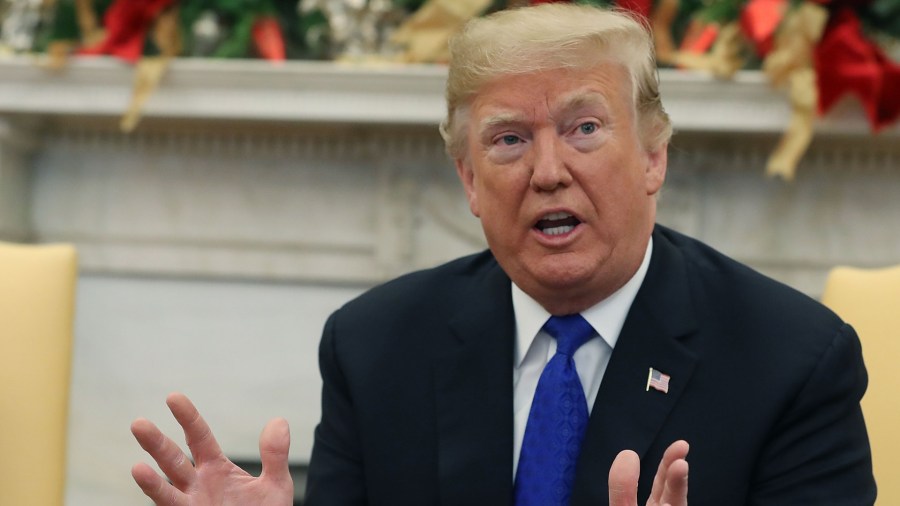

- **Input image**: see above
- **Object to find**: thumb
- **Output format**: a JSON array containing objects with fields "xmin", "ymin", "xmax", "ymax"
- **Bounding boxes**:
[
  {"xmin": 609, "ymin": 450, "xmax": 640, "ymax": 506},
  {"xmin": 259, "ymin": 417, "xmax": 292, "ymax": 486}
]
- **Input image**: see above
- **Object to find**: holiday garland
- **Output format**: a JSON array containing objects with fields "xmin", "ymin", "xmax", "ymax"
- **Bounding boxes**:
[{"xmin": 1, "ymin": 0, "xmax": 898, "ymax": 177}]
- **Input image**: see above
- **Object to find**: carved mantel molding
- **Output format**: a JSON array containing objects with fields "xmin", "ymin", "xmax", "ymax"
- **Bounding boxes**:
[{"xmin": 0, "ymin": 117, "xmax": 40, "ymax": 242}]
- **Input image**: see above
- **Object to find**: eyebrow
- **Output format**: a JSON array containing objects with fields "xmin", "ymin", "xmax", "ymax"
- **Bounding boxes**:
[{"xmin": 479, "ymin": 112, "xmax": 530, "ymax": 132}]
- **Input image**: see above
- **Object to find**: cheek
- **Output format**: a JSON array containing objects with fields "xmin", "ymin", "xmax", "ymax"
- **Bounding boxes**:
[
  {"xmin": 475, "ymin": 174, "xmax": 526, "ymax": 223},
  {"xmin": 478, "ymin": 166, "xmax": 522, "ymax": 196},
  {"xmin": 581, "ymin": 159, "xmax": 647, "ymax": 214}
]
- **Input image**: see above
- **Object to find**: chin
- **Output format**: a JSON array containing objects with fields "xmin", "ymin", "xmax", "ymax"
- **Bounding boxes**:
[{"xmin": 524, "ymin": 258, "xmax": 600, "ymax": 291}]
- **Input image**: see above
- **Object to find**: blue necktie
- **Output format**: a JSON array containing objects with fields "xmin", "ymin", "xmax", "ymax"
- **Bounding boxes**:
[{"xmin": 514, "ymin": 314, "xmax": 596, "ymax": 506}]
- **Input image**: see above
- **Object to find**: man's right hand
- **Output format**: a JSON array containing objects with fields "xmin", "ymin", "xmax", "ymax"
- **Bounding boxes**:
[
  {"xmin": 131, "ymin": 393, "xmax": 294, "ymax": 505},
  {"xmin": 608, "ymin": 440, "xmax": 689, "ymax": 506}
]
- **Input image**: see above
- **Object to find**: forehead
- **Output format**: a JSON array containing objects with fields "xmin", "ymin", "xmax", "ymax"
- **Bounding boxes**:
[{"xmin": 469, "ymin": 63, "xmax": 632, "ymax": 120}]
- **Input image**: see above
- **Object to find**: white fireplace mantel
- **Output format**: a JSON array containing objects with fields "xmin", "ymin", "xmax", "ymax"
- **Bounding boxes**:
[{"xmin": 0, "ymin": 55, "xmax": 896, "ymax": 135}]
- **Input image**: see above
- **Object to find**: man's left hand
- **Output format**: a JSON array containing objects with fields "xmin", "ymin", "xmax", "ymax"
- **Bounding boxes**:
[{"xmin": 608, "ymin": 440, "xmax": 689, "ymax": 506}]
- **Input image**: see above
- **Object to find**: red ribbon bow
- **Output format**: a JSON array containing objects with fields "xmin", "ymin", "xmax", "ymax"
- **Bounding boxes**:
[
  {"xmin": 815, "ymin": 7, "xmax": 900, "ymax": 130},
  {"xmin": 78, "ymin": 0, "xmax": 177, "ymax": 63}
]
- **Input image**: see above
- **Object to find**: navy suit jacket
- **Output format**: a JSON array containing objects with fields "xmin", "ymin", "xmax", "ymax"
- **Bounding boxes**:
[{"xmin": 305, "ymin": 225, "xmax": 875, "ymax": 505}]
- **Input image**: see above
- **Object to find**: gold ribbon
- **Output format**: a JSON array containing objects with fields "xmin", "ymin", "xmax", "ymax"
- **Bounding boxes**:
[
  {"xmin": 121, "ymin": 6, "xmax": 182, "ymax": 132},
  {"xmin": 762, "ymin": 2, "xmax": 828, "ymax": 180}
]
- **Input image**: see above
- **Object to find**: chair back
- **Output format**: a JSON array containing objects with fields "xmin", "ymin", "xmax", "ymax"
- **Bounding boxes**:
[
  {"xmin": 0, "ymin": 242, "xmax": 77, "ymax": 506},
  {"xmin": 822, "ymin": 265, "xmax": 900, "ymax": 505}
]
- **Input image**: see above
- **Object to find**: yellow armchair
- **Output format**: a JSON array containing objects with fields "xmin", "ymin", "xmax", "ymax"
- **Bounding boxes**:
[
  {"xmin": 822, "ymin": 265, "xmax": 900, "ymax": 505},
  {"xmin": 0, "ymin": 242, "xmax": 77, "ymax": 506}
]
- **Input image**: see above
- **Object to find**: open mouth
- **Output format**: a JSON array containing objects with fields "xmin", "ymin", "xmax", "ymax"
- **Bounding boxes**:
[{"xmin": 535, "ymin": 211, "xmax": 581, "ymax": 236}]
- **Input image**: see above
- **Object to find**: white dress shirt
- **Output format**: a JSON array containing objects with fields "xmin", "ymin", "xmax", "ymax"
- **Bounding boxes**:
[{"xmin": 511, "ymin": 237, "xmax": 653, "ymax": 476}]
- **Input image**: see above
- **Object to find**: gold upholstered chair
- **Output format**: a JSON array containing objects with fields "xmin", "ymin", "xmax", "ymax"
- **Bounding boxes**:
[
  {"xmin": 0, "ymin": 242, "xmax": 77, "ymax": 506},
  {"xmin": 822, "ymin": 265, "xmax": 900, "ymax": 505}
]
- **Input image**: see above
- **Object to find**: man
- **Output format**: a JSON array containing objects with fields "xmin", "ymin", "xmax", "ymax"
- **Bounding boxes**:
[{"xmin": 131, "ymin": 4, "xmax": 875, "ymax": 505}]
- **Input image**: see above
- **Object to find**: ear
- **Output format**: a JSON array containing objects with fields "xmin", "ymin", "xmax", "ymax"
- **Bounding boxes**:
[
  {"xmin": 455, "ymin": 158, "xmax": 480, "ymax": 217},
  {"xmin": 644, "ymin": 142, "xmax": 668, "ymax": 195}
]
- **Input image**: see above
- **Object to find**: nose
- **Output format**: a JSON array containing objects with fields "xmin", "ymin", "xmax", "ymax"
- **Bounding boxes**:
[{"xmin": 529, "ymin": 133, "xmax": 573, "ymax": 191}]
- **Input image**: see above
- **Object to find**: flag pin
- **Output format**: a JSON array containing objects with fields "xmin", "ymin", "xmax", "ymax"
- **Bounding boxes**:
[{"xmin": 646, "ymin": 367, "xmax": 670, "ymax": 393}]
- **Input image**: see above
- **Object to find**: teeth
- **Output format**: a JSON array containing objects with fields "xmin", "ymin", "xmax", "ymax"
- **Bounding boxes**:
[
  {"xmin": 543, "ymin": 225, "xmax": 575, "ymax": 236},
  {"xmin": 542, "ymin": 211, "xmax": 572, "ymax": 220}
]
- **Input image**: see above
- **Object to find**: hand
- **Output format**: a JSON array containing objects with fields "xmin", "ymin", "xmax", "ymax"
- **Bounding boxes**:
[
  {"xmin": 131, "ymin": 392, "xmax": 294, "ymax": 506},
  {"xmin": 608, "ymin": 440, "xmax": 689, "ymax": 506}
]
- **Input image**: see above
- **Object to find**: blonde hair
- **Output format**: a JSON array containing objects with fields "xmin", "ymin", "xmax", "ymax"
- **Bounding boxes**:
[{"xmin": 440, "ymin": 4, "xmax": 672, "ymax": 159}]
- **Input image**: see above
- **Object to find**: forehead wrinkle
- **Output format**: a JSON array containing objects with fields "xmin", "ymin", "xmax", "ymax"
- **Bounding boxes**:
[{"xmin": 549, "ymin": 89, "xmax": 610, "ymax": 121}]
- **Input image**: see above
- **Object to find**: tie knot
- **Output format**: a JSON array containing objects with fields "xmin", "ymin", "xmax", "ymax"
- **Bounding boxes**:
[{"xmin": 543, "ymin": 314, "xmax": 595, "ymax": 356}]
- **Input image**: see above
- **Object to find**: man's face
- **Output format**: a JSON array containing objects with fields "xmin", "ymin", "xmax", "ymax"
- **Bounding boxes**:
[{"xmin": 455, "ymin": 63, "xmax": 667, "ymax": 314}]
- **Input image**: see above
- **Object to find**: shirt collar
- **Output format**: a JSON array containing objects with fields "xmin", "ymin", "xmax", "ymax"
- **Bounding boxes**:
[{"xmin": 512, "ymin": 236, "xmax": 654, "ymax": 368}]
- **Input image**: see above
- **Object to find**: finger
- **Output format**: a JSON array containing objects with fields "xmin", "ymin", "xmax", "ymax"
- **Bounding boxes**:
[
  {"xmin": 650, "ymin": 440, "xmax": 689, "ymax": 504},
  {"xmin": 131, "ymin": 417, "xmax": 197, "ymax": 490},
  {"xmin": 166, "ymin": 392, "xmax": 226, "ymax": 466},
  {"xmin": 259, "ymin": 417, "xmax": 294, "ymax": 490},
  {"xmin": 131, "ymin": 462, "xmax": 188, "ymax": 506},
  {"xmin": 608, "ymin": 449, "xmax": 641, "ymax": 506},
  {"xmin": 659, "ymin": 458, "xmax": 689, "ymax": 506}
]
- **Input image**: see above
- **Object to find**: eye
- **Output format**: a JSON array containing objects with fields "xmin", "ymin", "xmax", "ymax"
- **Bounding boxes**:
[
  {"xmin": 499, "ymin": 134, "xmax": 521, "ymax": 146},
  {"xmin": 577, "ymin": 122, "xmax": 598, "ymax": 135}
]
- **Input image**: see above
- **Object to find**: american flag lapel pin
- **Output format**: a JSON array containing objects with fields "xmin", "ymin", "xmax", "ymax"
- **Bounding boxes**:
[{"xmin": 646, "ymin": 367, "xmax": 670, "ymax": 394}]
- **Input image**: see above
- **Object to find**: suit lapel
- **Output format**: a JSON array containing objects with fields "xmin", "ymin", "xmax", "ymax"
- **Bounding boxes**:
[
  {"xmin": 572, "ymin": 228, "xmax": 700, "ymax": 505},
  {"xmin": 434, "ymin": 258, "xmax": 515, "ymax": 506}
]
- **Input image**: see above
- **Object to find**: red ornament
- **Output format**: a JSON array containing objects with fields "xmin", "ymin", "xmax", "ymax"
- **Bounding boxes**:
[
  {"xmin": 740, "ymin": 0, "xmax": 788, "ymax": 57},
  {"xmin": 680, "ymin": 23, "xmax": 719, "ymax": 55},
  {"xmin": 252, "ymin": 16, "xmax": 286, "ymax": 62}
]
